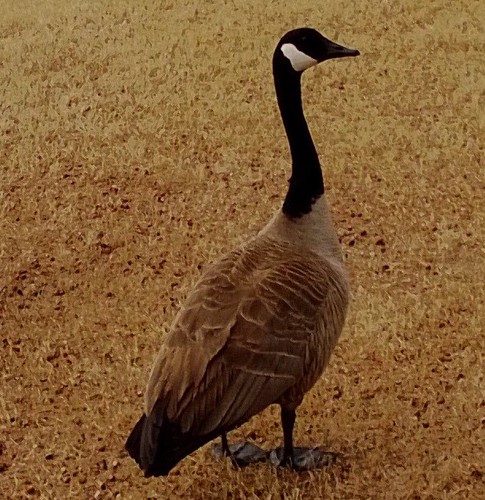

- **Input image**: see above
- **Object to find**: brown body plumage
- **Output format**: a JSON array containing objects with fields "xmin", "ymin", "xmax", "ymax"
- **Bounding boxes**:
[
  {"xmin": 126, "ymin": 199, "xmax": 349, "ymax": 476},
  {"xmin": 125, "ymin": 27, "xmax": 358, "ymax": 477}
]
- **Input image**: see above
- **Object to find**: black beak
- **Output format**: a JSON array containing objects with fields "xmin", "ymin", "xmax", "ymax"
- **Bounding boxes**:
[{"xmin": 325, "ymin": 40, "xmax": 360, "ymax": 60}]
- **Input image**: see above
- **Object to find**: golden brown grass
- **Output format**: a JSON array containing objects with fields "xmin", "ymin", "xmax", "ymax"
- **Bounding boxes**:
[{"xmin": 1, "ymin": 0, "xmax": 484, "ymax": 498}]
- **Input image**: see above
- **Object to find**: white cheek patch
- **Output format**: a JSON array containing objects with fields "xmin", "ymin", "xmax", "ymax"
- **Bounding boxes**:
[{"xmin": 281, "ymin": 43, "xmax": 318, "ymax": 72}]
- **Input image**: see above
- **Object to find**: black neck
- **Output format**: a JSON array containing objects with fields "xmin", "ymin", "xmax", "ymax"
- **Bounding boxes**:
[{"xmin": 273, "ymin": 60, "xmax": 324, "ymax": 218}]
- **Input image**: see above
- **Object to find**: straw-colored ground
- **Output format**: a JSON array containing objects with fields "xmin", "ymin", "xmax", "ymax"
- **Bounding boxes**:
[{"xmin": 1, "ymin": 0, "xmax": 484, "ymax": 498}]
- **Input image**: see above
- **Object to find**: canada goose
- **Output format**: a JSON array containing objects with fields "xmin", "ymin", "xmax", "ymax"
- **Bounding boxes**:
[{"xmin": 125, "ymin": 27, "xmax": 359, "ymax": 477}]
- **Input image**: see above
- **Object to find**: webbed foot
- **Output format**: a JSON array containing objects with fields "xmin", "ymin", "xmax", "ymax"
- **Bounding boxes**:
[
  {"xmin": 268, "ymin": 446, "xmax": 339, "ymax": 471},
  {"xmin": 212, "ymin": 440, "xmax": 267, "ymax": 468}
]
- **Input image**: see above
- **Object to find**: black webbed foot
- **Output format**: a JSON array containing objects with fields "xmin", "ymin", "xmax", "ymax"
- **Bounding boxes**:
[
  {"xmin": 268, "ymin": 446, "xmax": 339, "ymax": 471},
  {"xmin": 213, "ymin": 440, "xmax": 268, "ymax": 468}
]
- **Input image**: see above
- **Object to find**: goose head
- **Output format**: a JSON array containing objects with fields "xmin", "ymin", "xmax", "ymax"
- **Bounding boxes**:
[{"xmin": 275, "ymin": 27, "xmax": 359, "ymax": 73}]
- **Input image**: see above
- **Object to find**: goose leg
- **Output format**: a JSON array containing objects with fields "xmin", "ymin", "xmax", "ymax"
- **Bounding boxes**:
[
  {"xmin": 212, "ymin": 432, "xmax": 267, "ymax": 467},
  {"xmin": 269, "ymin": 407, "xmax": 339, "ymax": 471},
  {"xmin": 280, "ymin": 407, "xmax": 296, "ymax": 466},
  {"xmin": 221, "ymin": 432, "xmax": 231, "ymax": 455}
]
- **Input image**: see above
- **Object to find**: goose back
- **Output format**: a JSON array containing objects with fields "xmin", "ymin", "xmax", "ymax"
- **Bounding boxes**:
[{"xmin": 144, "ymin": 220, "xmax": 349, "ymax": 446}]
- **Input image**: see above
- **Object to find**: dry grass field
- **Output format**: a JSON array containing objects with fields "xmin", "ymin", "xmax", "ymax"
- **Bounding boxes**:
[{"xmin": 1, "ymin": 0, "xmax": 484, "ymax": 498}]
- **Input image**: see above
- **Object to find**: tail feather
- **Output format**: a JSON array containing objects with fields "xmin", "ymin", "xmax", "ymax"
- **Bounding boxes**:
[
  {"xmin": 125, "ymin": 411, "xmax": 221, "ymax": 477},
  {"xmin": 125, "ymin": 414, "xmax": 146, "ymax": 467}
]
